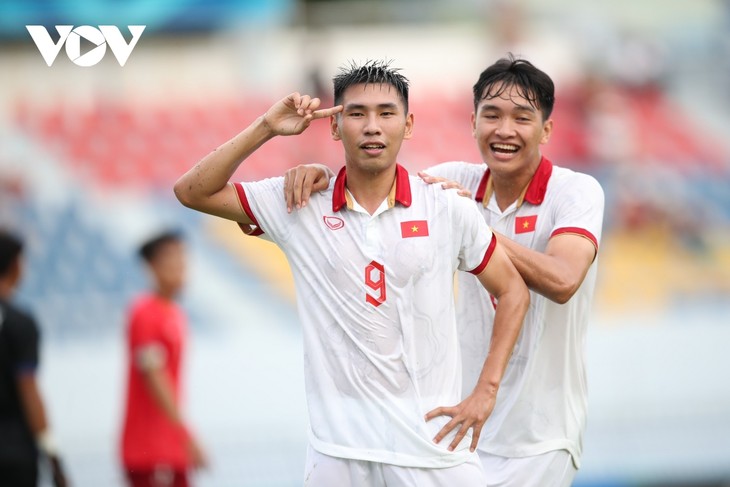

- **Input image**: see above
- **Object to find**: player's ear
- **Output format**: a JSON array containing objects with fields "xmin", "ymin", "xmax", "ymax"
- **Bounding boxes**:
[
  {"xmin": 403, "ymin": 112, "xmax": 414, "ymax": 140},
  {"xmin": 540, "ymin": 118, "xmax": 553, "ymax": 145},
  {"xmin": 330, "ymin": 114, "xmax": 341, "ymax": 141},
  {"xmin": 471, "ymin": 112, "xmax": 477, "ymax": 139}
]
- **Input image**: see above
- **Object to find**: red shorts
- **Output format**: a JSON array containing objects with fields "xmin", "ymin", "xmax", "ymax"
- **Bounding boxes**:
[{"xmin": 125, "ymin": 467, "xmax": 189, "ymax": 487}]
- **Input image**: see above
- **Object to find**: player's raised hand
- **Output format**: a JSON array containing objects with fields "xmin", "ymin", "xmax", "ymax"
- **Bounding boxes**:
[
  {"xmin": 424, "ymin": 388, "xmax": 496, "ymax": 452},
  {"xmin": 263, "ymin": 93, "xmax": 343, "ymax": 136},
  {"xmin": 283, "ymin": 163, "xmax": 335, "ymax": 212},
  {"xmin": 418, "ymin": 171, "xmax": 473, "ymax": 199}
]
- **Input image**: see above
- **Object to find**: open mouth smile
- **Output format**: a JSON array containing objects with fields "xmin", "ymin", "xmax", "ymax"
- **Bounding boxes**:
[{"xmin": 491, "ymin": 143, "xmax": 520, "ymax": 154}]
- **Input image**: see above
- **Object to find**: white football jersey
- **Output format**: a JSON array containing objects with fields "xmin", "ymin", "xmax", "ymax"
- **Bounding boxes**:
[
  {"xmin": 425, "ymin": 157, "xmax": 604, "ymax": 469},
  {"xmin": 235, "ymin": 164, "xmax": 496, "ymax": 468}
]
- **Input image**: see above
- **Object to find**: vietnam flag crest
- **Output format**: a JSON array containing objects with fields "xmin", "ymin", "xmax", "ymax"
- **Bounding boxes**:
[
  {"xmin": 400, "ymin": 220, "xmax": 429, "ymax": 238},
  {"xmin": 515, "ymin": 215, "xmax": 537, "ymax": 234}
]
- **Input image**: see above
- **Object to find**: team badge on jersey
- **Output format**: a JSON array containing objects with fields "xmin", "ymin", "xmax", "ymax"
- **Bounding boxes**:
[
  {"xmin": 323, "ymin": 216, "xmax": 345, "ymax": 230},
  {"xmin": 515, "ymin": 215, "xmax": 537, "ymax": 234},
  {"xmin": 400, "ymin": 220, "xmax": 429, "ymax": 238}
]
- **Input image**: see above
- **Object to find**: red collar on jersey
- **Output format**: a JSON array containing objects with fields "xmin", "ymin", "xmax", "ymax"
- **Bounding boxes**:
[
  {"xmin": 474, "ymin": 156, "xmax": 553, "ymax": 207},
  {"xmin": 332, "ymin": 163, "xmax": 412, "ymax": 212}
]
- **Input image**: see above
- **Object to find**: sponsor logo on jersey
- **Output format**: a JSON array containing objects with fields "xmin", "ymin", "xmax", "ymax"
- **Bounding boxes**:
[{"xmin": 323, "ymin": 216, "xmax": 345, "ymax": 230}]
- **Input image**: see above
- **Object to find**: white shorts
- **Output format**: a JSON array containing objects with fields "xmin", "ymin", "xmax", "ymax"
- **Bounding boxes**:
[
  {"xmin": 303, "ymin": 445, "xmax": 486, "ymax": 487},
  {"xmin": 480, "ymin": 450, "xmax": 576, "ymax": 487}
]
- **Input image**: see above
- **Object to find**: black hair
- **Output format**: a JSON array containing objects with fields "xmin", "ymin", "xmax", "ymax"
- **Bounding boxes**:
[
  {"xmin": 139, "ymin": 230, "xmax": 183, "ymax": 263},
  {"xmin": 473, "ymin": 54, "xmax": 555, "ymax": 120},
  {"xmin": 333, "ymin": 59, "xmax": 410, "ymax": 113},
  {"xmin": 0, "ymin": 229, "xmax": 23, "ymax": 276}
]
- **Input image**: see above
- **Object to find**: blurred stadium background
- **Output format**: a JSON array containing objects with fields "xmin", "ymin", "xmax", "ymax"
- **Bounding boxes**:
[{"xmin": 1, "ymin": 0, "xmax": 729, "ymax": 485}]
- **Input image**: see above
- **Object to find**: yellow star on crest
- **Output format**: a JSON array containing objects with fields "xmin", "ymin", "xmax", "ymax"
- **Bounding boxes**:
[{"xmin": 411, "ymin": 225, "xmax": 419, "ymax": 233}]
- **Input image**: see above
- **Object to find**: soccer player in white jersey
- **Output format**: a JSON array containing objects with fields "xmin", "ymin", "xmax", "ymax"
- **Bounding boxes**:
[
  {"xmin": 283, "ymin": 55, "xmax": 605, "ymax": 487},
  {"xmin": 173, "ymin": 60, "xmax": 530, "ymax": 486}
]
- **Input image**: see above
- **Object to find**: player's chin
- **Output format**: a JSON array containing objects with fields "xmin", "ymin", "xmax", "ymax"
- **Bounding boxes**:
[{"xmin": 357, "ymin": 157, "xmax": 393, "ymax": 174}]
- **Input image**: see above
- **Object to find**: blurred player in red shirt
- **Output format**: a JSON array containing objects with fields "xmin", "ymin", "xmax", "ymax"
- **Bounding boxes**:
[{"xmin": 120, "ymin": 231, "xmax": 207, "ymax": 487}]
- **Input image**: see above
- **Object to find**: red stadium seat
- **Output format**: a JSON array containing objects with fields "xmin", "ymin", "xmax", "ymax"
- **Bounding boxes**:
[{"xmin": 13, "ymin": 88, "xmax": 727, "ymax": 191}]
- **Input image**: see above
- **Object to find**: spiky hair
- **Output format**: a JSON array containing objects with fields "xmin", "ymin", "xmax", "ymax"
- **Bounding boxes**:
[{"xmin": 333, "ymin": 59, "xmax": 410, "ymax": 113}]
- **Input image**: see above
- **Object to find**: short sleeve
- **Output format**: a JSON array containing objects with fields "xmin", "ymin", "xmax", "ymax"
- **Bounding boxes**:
[
  {"xmin": 423, "ymin": 161, "xmax": 465, "ymax": 180},
  {"xmin": 5, "ymin": 310, "xmax": 40, "ymax": 374},
  {"xmin": 449, "ymin": 191, "xmax": 495, "ymax": 274},
  {"xmin": 423, "ymin": 161, "xmax": 486, "ymax": 194},
  {"xmin": 235, "ymin": 177, "xmax": 292, "ymax": 245},
  {"xmin": 129, "ymin": 304, "xmax": 163, "ymax": 350},
  {"xmin": 550, "ymin": 174, "xmax": 605, "ymax": 251}
]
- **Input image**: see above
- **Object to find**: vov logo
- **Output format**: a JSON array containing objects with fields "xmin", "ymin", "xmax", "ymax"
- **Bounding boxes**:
[{"xmin": 26, "ymin": 25, "xmax": 146, "ymax": 67}]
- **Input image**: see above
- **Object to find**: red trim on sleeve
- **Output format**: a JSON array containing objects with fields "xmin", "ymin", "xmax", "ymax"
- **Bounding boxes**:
[
  {"xmin": 233, "ymin": 182, "xmax": 264, "ymax": 236},
  {"xmin": 469, "ymin": 235, "xmax": 497, "ymax": 275},
  {"xmin": 551, "ymin": 227, "xmax": 598, "ymax": 251},
  {"xmin": 237, "ymin": 222, "xmax": 264, "ymax": 237}
]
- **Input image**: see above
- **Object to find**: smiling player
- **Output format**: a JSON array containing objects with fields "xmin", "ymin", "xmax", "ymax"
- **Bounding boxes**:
[
  {"xmin": 282, "ymin": 55, "xmax": 605, "ymax": 487},
  {"xmin": 173, "ymin": 59, "xmax": 529, "ymax": 486}
]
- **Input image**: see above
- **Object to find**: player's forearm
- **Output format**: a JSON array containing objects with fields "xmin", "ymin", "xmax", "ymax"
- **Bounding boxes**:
[
  {"xmin": 174, "ymin": 116, "xmax": 274, "ymax": 210},
  {"xmin": 16, "ymin": 373, "xmax": 50, "ymax": 437},
  {"xmin": 142, "ymin": 367, "xmax": 186, "ymax": 429},
  {"xmin": 495, "ymin": 232, "xmax": 579, "ymax": 304},
  {"xmin": 17, "ymin": 374, "xmax": 61, "ymax": 458},
  {"xmin": 473, "ymin": 286, "xmax": 529, "ymax": 394}
]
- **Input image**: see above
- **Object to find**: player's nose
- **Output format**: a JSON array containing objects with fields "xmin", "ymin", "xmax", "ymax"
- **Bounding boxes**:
[
  {"xmin": 495, "ymin": 118, "xmax": 516, "ymax": 137},
  {"xmin": 363, "ymin": 113, "xmax": 382, "ymax": 134}
]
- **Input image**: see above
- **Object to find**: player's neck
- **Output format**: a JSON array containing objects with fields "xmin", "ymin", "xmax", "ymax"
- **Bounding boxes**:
[
  {"xmin": 0, "ymin": 279, "xmax": 14, "ymax": 300},
  {"xmin": 0, "ymin": 266, "xmax": 20, "ymax": 300},
  {"xmin": 345, "ymin": 165, "xmax": 397, "ymax": 215},
  {"xmin": 153, "ymin": 285, "xmax": 178, "ymax": 301},
  {"xmin": 492, "ymin": 178, "xmax": 527, "ymax": 211},
  {"xmin": 491, "ymin": 159, "xmax": 541, "ymax": 211}
]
